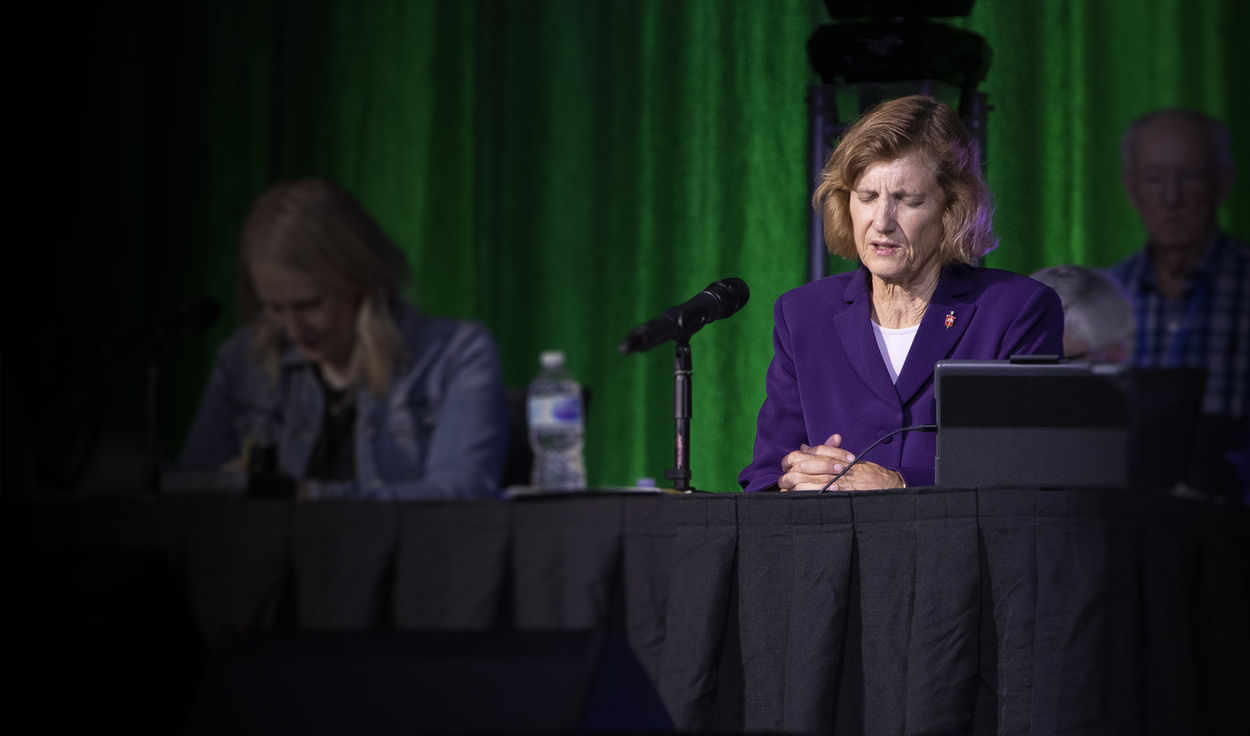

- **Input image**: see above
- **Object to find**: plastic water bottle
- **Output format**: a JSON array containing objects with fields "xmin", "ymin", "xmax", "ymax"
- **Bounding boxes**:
[{"xmin": 528, "ymin": 351, "xmax": 586, "ymax": 489}]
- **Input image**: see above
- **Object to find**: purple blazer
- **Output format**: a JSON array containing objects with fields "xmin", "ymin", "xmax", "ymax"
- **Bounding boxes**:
[{"xmin": 739, "ymin": 264, "xmax": 1064, "ymax": 491}]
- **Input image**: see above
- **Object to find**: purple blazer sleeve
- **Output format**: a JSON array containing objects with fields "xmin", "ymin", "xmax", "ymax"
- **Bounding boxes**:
[{"xmin": 738, "ymin": 265, "xmax": 1064, "ymax": 491}]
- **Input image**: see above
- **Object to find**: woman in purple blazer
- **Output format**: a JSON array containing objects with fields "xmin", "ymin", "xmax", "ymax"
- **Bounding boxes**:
[{"xmin": 739, "ymin": 96, "xmax": 1064, "ymax": 492}]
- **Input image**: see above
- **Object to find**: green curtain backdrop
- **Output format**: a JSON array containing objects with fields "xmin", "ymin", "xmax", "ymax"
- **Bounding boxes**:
[
  {"xmin": 13, "ymin": 0, "xmax": 1247, "ymax": 493},
  {"xmin": 474, "ymin": 0, "xmax": 820, "ymax": 491}
]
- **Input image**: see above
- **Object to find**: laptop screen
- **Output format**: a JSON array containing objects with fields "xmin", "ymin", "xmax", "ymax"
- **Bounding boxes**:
[{"xmin": 934, "ymin": 360, "xmax": 1204, "ymax": 489}]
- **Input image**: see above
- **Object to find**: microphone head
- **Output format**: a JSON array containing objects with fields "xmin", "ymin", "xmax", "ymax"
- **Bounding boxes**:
[
  {"xmin": 175, "ymin": 296, "xmax": 222, "ymax": 335},
  {"xmin": 706, "ymin": 277, "xmax": 750, "ymax": 320},
  {"xmin": 105, "ymin": 296, "xmax": 223, "ymax": 355}
]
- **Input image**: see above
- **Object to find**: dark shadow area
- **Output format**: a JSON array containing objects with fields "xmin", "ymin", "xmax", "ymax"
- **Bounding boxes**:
[
  {"xmin": 185, "ymin": 630, "xmax": 672, "ymax": 735},
  {"xmin": 1, "ymin": 552, "xmax": 206, "ymax": 734}
]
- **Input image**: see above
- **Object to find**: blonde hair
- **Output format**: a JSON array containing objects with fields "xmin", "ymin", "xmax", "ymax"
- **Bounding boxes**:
[
  {"xmin": 239, "ymin": 177, "xmax": 410, "ymax": 395},
  {"xmin": 812, "ymin": 95, "xmax": 997, "ymax": 265}
]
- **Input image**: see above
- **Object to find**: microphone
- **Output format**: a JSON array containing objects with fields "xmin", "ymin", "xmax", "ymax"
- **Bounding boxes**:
[
  {"xmin": 106, "ymin": 296, "xmax": 222, "ymax": 354},
  {"xmin": 619, "ymin": 278, "xmax": 750, "ymax": 354}
]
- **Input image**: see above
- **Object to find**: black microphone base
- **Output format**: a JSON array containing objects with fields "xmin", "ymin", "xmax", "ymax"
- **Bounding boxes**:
[{"xmin": 664, "ymin": 468, "xmax": 693, "ymax": 492}]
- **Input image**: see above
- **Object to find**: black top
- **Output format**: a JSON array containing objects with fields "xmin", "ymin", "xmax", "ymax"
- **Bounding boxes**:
[{"xmin": 305, "ymin": 370, "xmax": 357, "ymax": 482}]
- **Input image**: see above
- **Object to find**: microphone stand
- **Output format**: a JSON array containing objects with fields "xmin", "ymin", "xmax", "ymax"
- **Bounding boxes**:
[
  {"xmin": 663, "ymin": 340, "xmax": 694, "ymax": 491},
  {"xmin": 143, "ymin": 345, "xmax": 163, "ymax": 496},
  {"xmin": 105, "ymin": 297, "xmax": 221, "ymax": 496}
]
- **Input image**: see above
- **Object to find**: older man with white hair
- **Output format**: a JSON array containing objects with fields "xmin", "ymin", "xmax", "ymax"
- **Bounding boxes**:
[{"xmin": 1110, "ymin": 109, "xmax": 1249, "ymax": 499}]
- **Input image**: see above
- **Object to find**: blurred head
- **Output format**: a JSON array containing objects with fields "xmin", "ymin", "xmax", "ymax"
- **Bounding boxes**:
[
  {"xmin": 813, "ymin": 95, "xmax": 997, "ymax": 283},
  {"xmin": 1121, "ymin": 110, "xmax": 1234, "ymax": 257},
  {"xmin": 1030, "ymin": 265, "xmax": 1135, "ymax": 363},
  {"xmin": 240, "ymin": 177, "xmax": 410, "ymax": 394},
  {"xmin": 246, "ymin": 261, "xmax": 359, "ymax": 373}
]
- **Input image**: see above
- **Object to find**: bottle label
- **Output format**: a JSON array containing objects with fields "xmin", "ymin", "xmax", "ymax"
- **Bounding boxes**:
[{"xmin": 529, "ymin": 396, "xmax": 582, "ymax": 428}]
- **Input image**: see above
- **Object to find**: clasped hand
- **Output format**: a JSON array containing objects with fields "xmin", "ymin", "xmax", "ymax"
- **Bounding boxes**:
[{"xmin": 778, "ymin": 433, "xmax": 903, "ymax": 491}]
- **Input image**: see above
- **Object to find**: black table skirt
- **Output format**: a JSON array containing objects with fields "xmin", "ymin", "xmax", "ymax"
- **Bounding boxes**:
[{"xmin": 5, "ymin": 487, "xmax": 1248, "ymax": 735}]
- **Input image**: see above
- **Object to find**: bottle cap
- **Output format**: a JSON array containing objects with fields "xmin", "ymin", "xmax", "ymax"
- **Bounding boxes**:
[{"xmin": 540, "ymin": 351, "xmax": 565, "ymax": 368}]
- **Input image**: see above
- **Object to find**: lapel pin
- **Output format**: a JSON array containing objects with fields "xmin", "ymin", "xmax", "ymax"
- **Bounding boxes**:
[{"xmin": 944, "ymin": 311, "xmax": 956, "ymax": 329}]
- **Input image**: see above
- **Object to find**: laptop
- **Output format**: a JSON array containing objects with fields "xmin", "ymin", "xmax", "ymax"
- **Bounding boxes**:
[{"xmin": 934, "ymin": 358, "xmax": 1205, "ymax": 490}]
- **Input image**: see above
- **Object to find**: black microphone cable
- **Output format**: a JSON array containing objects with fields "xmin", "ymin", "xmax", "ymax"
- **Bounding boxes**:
[{"xmin": 817, "ymin": 424, "xmax": 938, "ymax": 493}]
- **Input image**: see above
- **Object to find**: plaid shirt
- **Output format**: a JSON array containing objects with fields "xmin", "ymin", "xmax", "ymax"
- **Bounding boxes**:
[{"xmin": 1109, "ymin": 233, "xmax": 1250, "ymax": 420}]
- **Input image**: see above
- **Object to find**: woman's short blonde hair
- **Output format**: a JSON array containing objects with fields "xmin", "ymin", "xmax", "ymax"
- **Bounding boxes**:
[
  {"xmin": 812, "ymin": 95, "xmax": 997, "ymax": 265},
  {"xmin": 239, "ymin": 177, "xmax": 411, "ymax": 396}
]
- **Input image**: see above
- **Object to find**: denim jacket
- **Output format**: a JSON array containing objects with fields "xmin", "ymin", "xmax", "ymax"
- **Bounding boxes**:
[{"xmin": 178, "ymin": 304, "xmax": 508, "ymax": 500}]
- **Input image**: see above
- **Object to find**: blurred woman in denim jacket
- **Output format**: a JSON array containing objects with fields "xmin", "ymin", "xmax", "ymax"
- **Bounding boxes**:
[{"xmin": 178, "ymin": 177, "xmax": 507, "ymax": 500}]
